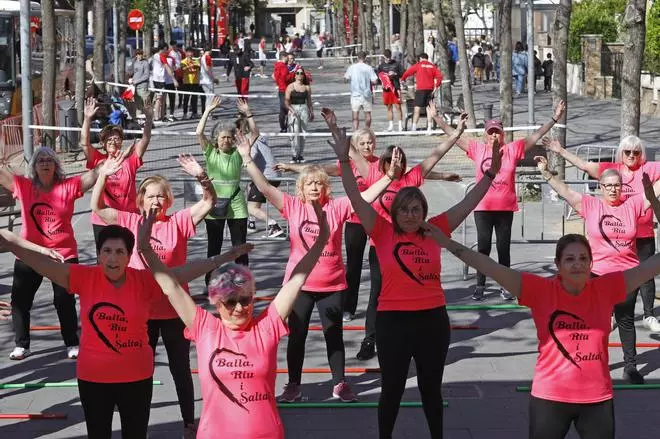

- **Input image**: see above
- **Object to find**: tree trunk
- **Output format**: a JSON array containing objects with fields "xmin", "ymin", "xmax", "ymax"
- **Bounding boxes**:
[
  {"xmin": 380, "ymin": 0, "xmax": 389, "ymax": 50},
  {"xmin": 118, "ymin": 1, "xmax": 128, "ymax": 83},
  {"xmin": 451, "ymin": 0, "xmax": 476, "ymax": 128},
  {"xmin": 405, "ymin": 0, "xmax": 415, "ymax": 64},
  {"xmin": 75, "ymin": 0, "xmax": 86, "ymax": 125},
  {"xmin": 365, "ymin": 0, "xmax": 374, "ymax": 53},
  {"xmin": 498, "ymin": 0, "xmax": 513, "ymax": 141},
  {"xmin": 434, "ymin": 0, "xmax": 452, "ymax": 108},
  {"xmin": 550, "ymin": 0, "xmax": 571, "ymax": 179},
  {"xmin": 163, "ymin": 0, "xmax": 172, "ymax": 43},
  {"xmin": 400, "ymin": 1, "xmax": 407, "ymax": 59},
  {"xmin": 41, "ymin": 0, "xmax": 57, "ymax": 147},
  {"xmin": 337, "ymin": 1, "xmax": 347, "ymax": 48},
  {"xmin": 413, "ymin": 0, "xmax": 423, "ymax": 58},
  {"xmin": 358, "ymin": 0, "xmax": 366, "ymax": 51},
  {"xmin": 620, "ymin": 0, "xmax": 647, "ymax": 138},
  {"xmin": 93, "ymin": 0, "xmax": 106, "ymax": 86}
]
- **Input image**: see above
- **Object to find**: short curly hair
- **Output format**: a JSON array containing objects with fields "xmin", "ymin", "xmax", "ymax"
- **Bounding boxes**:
[{"xmin": 208, "ymin": 263, "xmax": 256, "ymax": 305}]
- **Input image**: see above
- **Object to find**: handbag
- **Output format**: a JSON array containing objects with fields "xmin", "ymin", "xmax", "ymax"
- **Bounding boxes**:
[{"xmin": 211, "ymin": 186, "xmax": 241, "ymax": 218}]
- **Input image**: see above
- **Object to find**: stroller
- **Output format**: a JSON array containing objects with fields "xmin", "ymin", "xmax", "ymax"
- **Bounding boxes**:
[{"xmin": 86, "ymin": 84, "xmax": 143, "ymax": 143}]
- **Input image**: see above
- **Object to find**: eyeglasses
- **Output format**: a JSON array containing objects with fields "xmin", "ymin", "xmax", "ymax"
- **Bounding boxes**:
[
  {"xmin": 398, "ymin": 206, "xmax": 423, "ymax": 216},
  {"xmin": 105, "ymin": 135, "xmax": 123, "ymax": 143},
  {"xmin": 623, "ymin": 150, "xmax": 641, "ymax": 157},
  {"xmin": 222, "ymin": 296, "xmax": 254, "ymax": 308},
  {"xmin": 600, "ymin": 183, "xmax": 622, "ymax": 191},
  {"xmin": 37, "ymin": 158, "xmax": 54, "ymax": 164}
]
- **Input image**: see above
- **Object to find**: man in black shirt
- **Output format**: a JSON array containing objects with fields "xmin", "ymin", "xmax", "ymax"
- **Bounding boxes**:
[{"xmin": 376, "ymin": 49, "xmax": 404, "ymax": 132}]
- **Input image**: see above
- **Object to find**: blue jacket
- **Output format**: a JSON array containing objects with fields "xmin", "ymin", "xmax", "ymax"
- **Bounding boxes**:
[
  {"xmin": 448, "ymin": 42, "xmax": 459, "ymax": 62},
  {"xmin": 512, "ymin": 51, "xmax": 528, "ymax": 76}
]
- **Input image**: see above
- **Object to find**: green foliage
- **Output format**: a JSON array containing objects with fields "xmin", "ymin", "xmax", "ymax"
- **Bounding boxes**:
[
  {"xmin": 131, "ymin": 0, "xmax": 159, "ymax": 28},
  {"xmin": 644, "ymin": 1, "xmax": 660, "ymax": 74},
  {"xmin": 568, "ymin": 0, "xmax": 625, "ymax": 63}
]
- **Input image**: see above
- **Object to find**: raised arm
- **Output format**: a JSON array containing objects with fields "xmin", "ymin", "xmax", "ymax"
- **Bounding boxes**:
[
  {"xmin": 80, "ymin": 97, "xmax": 99, "ymax": 167},
  {"xmin": 134, "ymin": 102, "xmax": 154, "ymax": 159},
  {"xmin": 445, "ymin": 138, "xmax": 502, "ymax": 231},
  {"xmin": 524, "ymin": 100, "xmax": 566, "ymax": 152},
  {"xmin": 536, "ymin": 156, "xmax": 583, "ymax": 212},
  {"xmin": 321, "ymin": 107, "xmax": 369, "ymax": 178},
  {"xmin": 273, "ymin": 201, "xmax": 329, "ymax": 319},
  {"xmin": 80, "ymin": 166, "xmax": 99, "ymax": 193},
  {"xmin": 419, "ymin": 113, "xmax": 467, "ymax": 177},
  {"xmin": 236, "ymin": 131, "xmax": 285, "ymax": 211},
  {"xmin": 275, "ymin": 162, "xmax": 341, "ymax": 176},
  {"xmin": 197, "ymin": 96, "xmax": 222, "ymax": 151},
  {"xmin": 424, "ymin": 222, "xmax": 522, "ymax": 297},
  {"xmin": 177, "ymin": 154, "xmax": 216, "ymax": 225},
  {"xmin": 236, "ymin": 98, "xmax": 260, "ymax": 138},
  {"xmin": 542, "ymin": 137, "xmax": 599, "ymax": 179},
  {"xmin": 429, "ymin": 102, "xmax": 470, "ymax": 152},
  {"xmin": 90, "ymin": 155, "xmax": 129, "ymax": 225},
  {"xmin": 0, "ymin": 230, "xmax": 71, "ymax": 289}
]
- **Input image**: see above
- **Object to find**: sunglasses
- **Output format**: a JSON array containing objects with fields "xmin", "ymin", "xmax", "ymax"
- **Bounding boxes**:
[
  {"xmin": 623, "ymin": 150, "xmax": 641, "ymax": 157},
  {"xmin": 222, "ymin": 296, "xmax": 254, "ymax": 308},
  {"xmin": 295, "ymin": 71, "xmax": 305, "ymax": 75}
]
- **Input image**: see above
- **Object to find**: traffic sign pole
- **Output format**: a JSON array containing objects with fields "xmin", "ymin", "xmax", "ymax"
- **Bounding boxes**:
[{"xmin": 127, "ymin": 9, "xmax": 145, "ymax": 51}]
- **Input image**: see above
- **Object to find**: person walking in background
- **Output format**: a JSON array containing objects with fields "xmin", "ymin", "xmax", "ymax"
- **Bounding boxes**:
[
  {"xmin": 471, "ymin": 47, "xmax": 486, "ymax": 85},
  {"xmin": 401, "ymin": 53, "xmax": 443, "ymax": 132},
  {"xmin": 273, "ymin": 51, "xmax": 293, "ymax": 133},
  {"xmin": 344, "ymin": 51, "xmax": 378, "ymax": 130},
  {"xmin": 227, "ymin": 44, "xmax": 255, "ymax": 96},
  {"xmin": 130, "ymin": 49, "xmax": 150, "ymax": 115},
  {"xmin": 199, "ymin": 46, "xmax": 216, "ymax": 114},
  {"xmin": 542, "ymin": 53, "xmax": 554, "ymax": 92},
  {"xmin": 533, "ymin": 51, "xmax": 543, "ymax": 93},
  {"xmin": 258, "ymin": 36, "xmax": 268, "ymax": 78},
  {"xmin": 512, "ymin": 41, "xmax": 528, "ymax": 97},
  {"xmin": 448, "ymin": 39, "xmax": 458, "ymax": 85},
  {"xmin": 315, "ymin": 33, "xmax": 325, "ymax": 70},
  {"xmin": 285, "ymin": 67, "xmax": 313, "ymax": 164},
  {"xmin": 180, "ymin": 47, "xmax": 201, "ymax": 120},
  {"xmin": 151, "ymin": 43, "xmax": 178, "ymax": 122},
  {"xmin": 377, "ymin": 49, "xmax": 404, "ymax": 132}
]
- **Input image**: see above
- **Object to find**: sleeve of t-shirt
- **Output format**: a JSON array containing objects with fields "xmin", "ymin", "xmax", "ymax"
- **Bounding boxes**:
[
  {"xmin": 402, "ymin": 165, "xmax": 424, "ymax": 187},
  {"xmin": 116, "ymin": 210, "xmax": 140, "ymax": 231},
  {"xmin": 368, "ymin": 212, "xmax": 393, "ymax": 240},
  {"xmin": 594, "ymin": 271, "xmax": 626, "ymax": 308},
  {"xmin": 66, "ymin": 175, "xmax": 84, "ymax": 199},
  {"xmin": 510, "ymin": 139, "xmax": 526, "ymax": 161},
  {"xmin": 630, "ymin": 194, "xmax": 646, "ymax": 219},
  {"xmin": 68, "ymin": 264, "xmax": 97, "ymax": 296},
  {"xmin": 428, "ymin": 213, "xmax": 451, "ymax": 238},
  {"xmin": 645, "ymin": 161, "xmax": 660, "ymax": 181},
  {"xmin": 466, "ymin": 139, "xmax": 481, "ymax": 162},
  {"xmin": 333, "ymin": 197, "xmax": 354, "ymax": 221},
  {"xmin": 203, "ymin": 143, "xmax": 214, "ymax": 159},
  {"xmin": 365, "ymin": 162, "xmax": 383, "ymax": 186},
  {"xmin": 255, "ymin": 302, "xmax": 289, "ymax": 342},
  {"xmin": 183, "ymin": 306, "xmax": 217, "ymax": 342},
  {"xmin": 86, "ymin": 148, "xmax": 106, "ymax": 170},
  {"xmin": 12, "ymin": 175, "xmax": 27, "ymax": 200},
  {"xmin": 579, "ymin": 194, "xmax": 597, "ymax": 218},
  {"xmin": 518, "ymin": 272, "xmax": 550, "ymax": 309},
  {"xmin": 344, "ymin": 65, "xmax": 352, "ymax": 80},
  {"xmin": 174, "ymin": 208, "xmax": 197, "ymax": 239},
  {"xmin": 370, "ymin": 68, "xmax": 378, "ymax": 82},
  {"xmin": 159, "ymin": 53, "xmax": 168, "ymax": 65},
  {"xmin": 280, "ymin": 192, "xmax": 297, "ymax": 219},
  {"xmin": 138, "ymin": 269, "xmax": 163, "ymax": 302},
  {"xmin": 127, "ymin": 151, "xmax": 144, "ymax": 171}
]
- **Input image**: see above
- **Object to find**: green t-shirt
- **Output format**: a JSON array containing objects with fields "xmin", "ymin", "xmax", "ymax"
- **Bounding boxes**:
[{"xmin": 204, "ymin": 144, "xmax": 247, "ymax": 219}]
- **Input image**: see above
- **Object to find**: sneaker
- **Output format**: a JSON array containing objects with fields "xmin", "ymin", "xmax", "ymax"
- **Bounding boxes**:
[
  {"xmin": 500, "ymin": 289, "xmax": 515, "ymax": 301},
  {"xmin": 9, "ymin": 347, "xmax": 31, "ymax": 360},
  {"xmin": 332, "ymin": 381, "xmax": 357, "ymax": 402},
  {"xmin": 280, "ymin": 128, "xmax": 287, "ymax": 133},
  {"xmin": 356, "ymin": 340, "xmax": 376, "ymax": 361},
  {"xmin": 342, "ymin": 312, "xmax": 354, "ymax": 322},
  {"xmin": 247, "ymin": 220, "xmax": 257, "ymax": 233},
  {"xmin": 643, "ymin": 316, "xmax": 660, "ymax": 332},
  {"xmin": 278, "ymin": 383, "xmax": 302, "ymax": 402},
  {"xmin": 472, "ymin": 286, "xmax": 485, "ymax": 301},
  {"xmin": 386, "ymin": 123, "xmax": 393, "ymax": 132},
  {"xmin": 297, "ymin": 155, "xmax": 306, "ymax": 163},
  {"xmin": 317, "ymin": 65, "xmax": 324, "ymax": 70},
  {"xmin": 190, "ymin": 113, "xmax": 200, "ymax": 119},
  {"xmin": 290, "ymin": 156, "xmax": 298, "ymax": 164},
  {"xmin": 66, "ymin": 346, "xmax": 79, "ymax": 359},
  {"xmin": 623, "ymin": 367, "xmax": 645, "ymax": 385},
  {"xmin": 267, "ymin": 224, "xmax": 285, "ymax": 238},
  {"xmin": 167, "ymin": 115, "xmax": 176, "ymax": 122}
]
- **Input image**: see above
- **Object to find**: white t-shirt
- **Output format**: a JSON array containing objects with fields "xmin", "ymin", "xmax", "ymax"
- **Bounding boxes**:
[
  {"xmin": 199, "ymin": 53, "xmax": 214, "ymax": 85},
  {"xmin": 344, "ymin": 62, "xmax": 378, "ymax": 98},
  {"xmin": 151, "ymin": 52, "xmax": 167, "ymax": 83},
  {"xmin": 169, "ymin": 49, "xmax": 182, "ymax": 69}
]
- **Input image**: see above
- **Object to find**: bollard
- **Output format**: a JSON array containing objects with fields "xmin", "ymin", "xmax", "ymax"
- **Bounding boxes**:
[{"xmin": 482, "ymin": 103, "xmax": 494, "ymax": 123}]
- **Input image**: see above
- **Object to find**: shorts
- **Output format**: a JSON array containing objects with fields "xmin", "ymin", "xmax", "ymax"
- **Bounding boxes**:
[
  {"xmin": 414, "ymin": 89, "xmax": 434, "ymax": 107},
  {"xmin": 247, "ymin": 180, "xmax": 281, "ymax": 203},
  {"xmin": 152, "ymin": 81, "xmax": 165, "ymax": 96},
  {"xmin": 316, "ymin": 48, "xmax": 324, "ymax": 58},
  {"xmin": 382, "ymin": 90, "xmax": 401, "ymax": 105},
  {"xmin": 350, "ymin": 95, "xmax": 373, "ymax": 113}
]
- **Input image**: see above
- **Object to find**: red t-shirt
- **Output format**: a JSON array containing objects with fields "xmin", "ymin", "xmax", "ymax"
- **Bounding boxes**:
[
  {"xmin": 366, "ymin": 164, "xmax": 425, "ymax": 221},
  {"xmin": 88, "ymin": 149, "xmax": 142, "ymax": 226},
  {"xmin": 280, "ymin": 194, "xmax": 353, "ymax": 292},
  {"xmin": 13, "ymin": 175, "xmax": 83, "ymax": 260},
  {"xmin": 68, "ymin": 265, "xmax": 160, "ymax": 383},
  {"xmin": 336, "ymin": 156, "xmax": 380, "ymax": 224},
  {"xmin": 598, "ymin": 161, "xmax": 660, "ymax": 238},
  {"xmin": 273, "ymin": 61, "xmax": 291, "ymax": 92},
  {"xmin": 467, "ymin": 139, "xmax": 525, "ymax": 211},
  {"xmin": 116, "ymin": 209, "xmax": 196, "ymax": 319},
  {"xmin": 579, "ymin": 194, "xmax": 645, "ymax": 275},
  {"xmin": 400, "ymin": 60, "xmax": 443, "ymax": 90},
  {"xmin": 519, "ymin": 272, "xmax": 626, "ymax": 403},
  {"xmin": 184, "ymin": 303, "xmax": 288, "ymax": 439},
  {"xmin": 369, "ymin": 213, "xmax": 451, "ymax": 311}
]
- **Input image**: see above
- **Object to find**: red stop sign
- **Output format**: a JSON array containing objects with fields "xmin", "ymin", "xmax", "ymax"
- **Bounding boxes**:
[{"xmin": 128, "ymin": 9, "xmax": 145, "ymax": 31}]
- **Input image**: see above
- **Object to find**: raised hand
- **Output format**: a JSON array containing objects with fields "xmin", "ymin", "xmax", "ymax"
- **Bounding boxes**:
[
  {"xmin": 387, "ymin": 147, "xmax": 404, "ymax": 180},
  {"xmin": 143, "ymin": 100, "xmax": 154, "ymax": 120},
  {"xmin": 321, "ymin": 107, "xmax": 338, "ymax": 130},
  {"xmin": 177, "ymin": 154, "xmax": 205, "ymax": 178},
  {"xmin": 84, "ymin": 97, "xmax": 99, "ymax": 120},
  {"xmin": 137, "ymin": 208, "xmax": 157, "ymax": 252},
  {"xmin": 443, "ymin": 172, "xmax": 462, "ymax": 182},
  {"xmin": 642, "ymin": 172, "xmax": 655, "ymax": 204},
  {"xmin": 541, "ymin": 137, "xmax": 562, "ymax": 153},
  {"xmin": 534, "ymin": 155, "xmax": 549, "ymax": 173},
  {"xmin": 274, "ymin": 163, "xmax": 293, "ymax": 172},
  {"xmin": 311, "ymin": 200, "xmax": 330, "ymax": 243},
  {"xmin": 553, "ymin": 100, "xmax": 566, "ymax": 121},
  {"xmin": 98, "ymin": 154, "xmax": 125, "ymax": 176},
  {"xmin": 209, "ymin": 96, "xmax": 222, "ymax": 111},
  {"xmin": 489, "ymin": 137, "xmax": 503, "ymax": 175},
  {"xmin": 456, "ymin": 113, "xmax": 468, "ymax": 133},
  {"xmin": 234, "ymin": 131, "xmax": 252, "ymax": 159},
  {"xmin": 0, "ymin": 301, "xmax": 10, "ymax": 320},
  {"xmin": 236, "ymin": 98, "xmax": 250, "ymax": 115},
  {"xmin": 421, "ymin": 220, "xmax": 449, "ymax": 244},
  {"xmin": 42, "ymin": 248, "xmax": 65, "ymax": 262},
  {"xmin": 427, "ymin": 101, "xmax": 437, "ymax": 119},
  {"xmin": 327, "ymin": 126, "xmax": 351, "ymax": 161}
]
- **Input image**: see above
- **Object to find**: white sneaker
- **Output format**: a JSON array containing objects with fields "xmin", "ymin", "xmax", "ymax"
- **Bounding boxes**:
[
  {"xmin": 9, "ymin": 347, "xmax": 31, "ymax": 360},
  {"xmin": 643, "ymin": 316, "xmax": 660, "ymax": 332},
  {"xmin": 66, "ymin": 346, "xmax": 80, "ymax": 359},
  {"xmin": 398, "ymin": 122, "xmax": 403, "ymax": 131},
  {"xmin": 386, "ymin": 123, "xmax": 393, "ymax": 132}
]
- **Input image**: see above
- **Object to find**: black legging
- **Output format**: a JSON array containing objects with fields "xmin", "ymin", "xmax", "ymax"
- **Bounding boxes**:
[
  {"xmin": 474, "ymin": 211, "xmax": 514, "ymax": 287},
  {"xmin": 164, "ymin": 83, "xmax": 176, "ymax": 116},
  {"xmin": 529, "ymin": 395, "xmax": 614, "ymax": 439},
  {"xmin": 204, "ymin": 217, "xmax": 248, "ymax": 285},
  {"xmin": 147, "ymin": 318, "xmax": 194, "ymax": 426},
  {"xmin": 287, "ymin": 291, "xmax": 345, "ymax": 385},
  {"xmin": 636, "ymin": 237, "xmax": 656, "ymax": 318},
  {"xmin": 363, "ymin": 246, "xmax": 382, "ymax": 343},
  {"xmin": 78, "ymin": 377, "xmax": 153, "ymax": 439},
  {"xmin": 376, "ymin": 307, "xmax": 450, "ymax": 439},
  {"xmin": 343, "ymin": 222, "xmax": 368, "ymax": 315},
  {"xmin": 11, "ymin": 258, "xmax": 79, "ymax": 349},
  {"xmin": 278, "ymin": 91, "xmax": 288, "ymax": 131}
]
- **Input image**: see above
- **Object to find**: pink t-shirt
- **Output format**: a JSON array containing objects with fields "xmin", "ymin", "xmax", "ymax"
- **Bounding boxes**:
[
  {"xmin": 519, "ymin": 271, "xmax": 626, "ymax": 403},
  {"xmin": 579, "ymin": 194, "xmax": 645, "ymax": 275},
  {"xmin": 369, "ymin": 213, "xmax": 451, "ymax": 311},
  {"xmin": 116, "ymin": 209, "xmax": 196, "ymax": 319},
  {"xmin": 13, "ymin": 175, "xmax": 83, "ymax": 260},
  {"xmin": 68, "ymin": 265, "xmax": 160, "ymax": 383},
  {"xmin": 366, "ymin": 164, "xmax": 425, "ymax": 221},
  {"xmin": 336, "ymin": 155, "xmax": 380, "ymax": 224},
  {"xmin": 88, "ymin": 149, "xmax": 142, "ymax": 226},
  {"xmin": 280, "ymin": 194, "xmax": 352, "ymax": 292},
  {"xmin": 467, "ymin": 139, "xmax": 525, "ymax": 211},
  {"xmin": 184, "ymin": 303, "xmax": 288, "ymax": 439},
  {"xmin": 598, "ymin": 162, "xmax": 660, "ymax": 238}
]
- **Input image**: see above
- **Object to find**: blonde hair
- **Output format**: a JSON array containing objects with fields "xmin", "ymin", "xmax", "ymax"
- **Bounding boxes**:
[
  {"xmin": 615, "ymin": 135, "xmax": 647, "ymax": 164},
  {"xmin": 296, "ymin": 165, "xmax": 331, "ymax": 202},
  {"xmin": 136, "ymin": 175, "xmax": 173, "ymax": 211},
  {"xmin": 351, "ymin": 128, "xmax": 376, "ymax": 149}
]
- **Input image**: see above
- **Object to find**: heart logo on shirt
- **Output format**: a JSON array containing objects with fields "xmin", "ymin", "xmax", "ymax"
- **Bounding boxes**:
[
  {"xmin": 598, "ymin": 214, "xmax": 624, "ymax": 253},
  {"xmin": 88, "ymin": 302, "xmax": 127, "ymax": 354},
  {"xmin": 393, "ymin": 242, "xmax": 426, "ymax": 285},
  {"xmin": 378, "ymin": 190, "xmax": 398, "ymax": 216},
  {"xmin": 209, "ymin": 347, "xmax": 250, "ymax": 413},
  {"xmin": 480, "ymin": 157, "xmax": 492, "ymax": 174},
  {"xmin": 298, "ymin": 220, "xmax": 320, "ymax": 251},
  {"xmin": 30, "ymin": 202, "xmax": 55, "ymax": 239},
  {"xmin": 548, "ymin": 309, "xmax": 587, "ymax": 370}
]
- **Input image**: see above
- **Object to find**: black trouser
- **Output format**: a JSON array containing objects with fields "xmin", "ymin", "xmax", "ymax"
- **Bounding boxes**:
[
  {"xmin": 148, "ymin": 318, "xmax": 194, "ymax": 426},
  {"xmin": 636, "ymin": 237, "xmax": 656, "ymax": 318},
  {"xmin": 204, "ymin": 218, "xmax": 249, "ymax": 285},
  {"xmin": 448, "ymin": 60, "xmax": 456, "ymax": 84},
  {"xmin": 363, "ymin": 246, "xmax": 382, "ymax": 343},
  {"xmin": 343, "ymin": 222, "xmax": 368, "ymax": 315},
  {"xmin": 78, "ymin": 377, "xmax": 153, "ymax": 439},
  {"xmin": 529, "ymin": 395, "xmax": 614, "ymax": 439},
  {"xmin": 376, "ymin": 307, "xmax": 450, "ymax": 439},
  {"xmin": 181, "ymin": 83, "xmax": 201, "ymax": 115},
  {"xmin": 544, "ymin": 76, "xmax": 552, "ymax": 91},
  {"xmin": 474, "ymin": 211, "xmax": 514, "ymax": 287},
  {"xmin": 11, "ymin": 258, "xmax": 79, "ymax": 349},
  {"xmin": 287, "ymin": 291, "xmax": 345, "ymax": 385},
  {"xmin": 164, "ymin": 83, "xmax": 176, "ymax": 116},
  {"xmin": 278, "ymin": 91, "xmax": 288, "ymax": 131}
]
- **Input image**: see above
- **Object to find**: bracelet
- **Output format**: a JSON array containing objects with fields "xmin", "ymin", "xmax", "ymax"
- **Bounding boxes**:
[
  {"xmin": 552, "ymin": 117, "xmax": 559, "ymax": 124},
  {"xmin": 484, "ymin": 170, "xmax": 496, "ymax": 180},
  {"xmin": 246, "ymin": 115, "xmax": 253, "ymax": 118},
  {"xmin": 242, "ymin": 160, "xmax": 253, "ymax": 168},
  {"xmin": 543, "ymin": 172, "xmax": 552, "ymax": 181}
]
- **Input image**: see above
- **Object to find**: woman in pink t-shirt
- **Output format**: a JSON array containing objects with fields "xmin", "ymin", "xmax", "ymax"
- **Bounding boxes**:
[
  {"xmin": 544, "ymin": 135, "xmax": 660, "ymax": 333},
  {"xmin": 91, "ymin": 154, "xmax": 215, "ymax": 436},
  {"xmin": 138, "ymin": 203, "xmax": 331, "ymax": 439},
  {"xmin": 327, "ymin": 120, "xmax": 502, "ymax": 438},
  {"xmin": 433, "ymin": 100, "xmax": 566, "ymax": 301},
  {"xmin": 536, "ymin": 148, "xmax": 660, "ymax": 386},
  {"xmin": 0, "ymin": 146, "xmax": 100, "ymax": 361},
  {"xmin": 425, "ymin": 185, "xmax": 660, "ymax": 438}
]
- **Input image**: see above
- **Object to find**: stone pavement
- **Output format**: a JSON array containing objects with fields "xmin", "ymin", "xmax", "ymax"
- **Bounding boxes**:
[{"xmin": 1, "ymin": 58, "xmax": 660, "ymax": 438}]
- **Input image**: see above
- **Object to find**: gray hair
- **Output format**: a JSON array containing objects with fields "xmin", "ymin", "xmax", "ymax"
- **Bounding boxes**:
[
  {"xmin": 211, "ymin": 121, "xmax": 237, "ymax": 144},
  {"xmin": 599, "ymin": 168, "xmax": 622, "ymax": 183},
  {"xmin": 28, "ymin": 147, "xmax": 66, "ymax": 185},
  {"xmin": 615, "ymin": 135, "xmax": 647, "ymax": 164}
]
